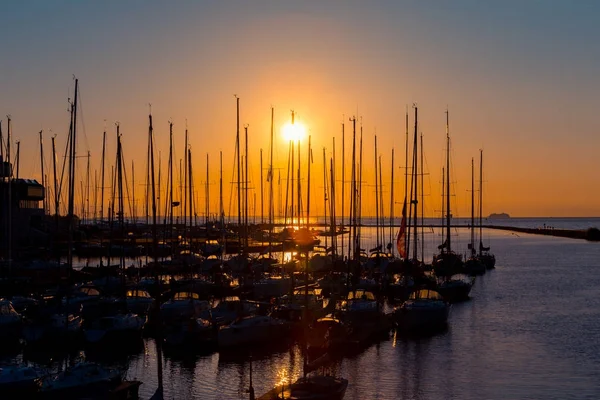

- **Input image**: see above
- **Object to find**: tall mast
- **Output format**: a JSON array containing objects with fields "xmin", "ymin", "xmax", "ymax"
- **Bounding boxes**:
[
  {"xmin": 404, "ymin": 108, "xmax": 409, "ymax": 215},
  {"xmin": 184, "ymin": 126, "xmax": 188, "ymax": 229},
  {"xmin": 348, "ymin": 116, "xmax": 356, "ymax": 262},
  {"xmin": 290, "ymin": 111, "xmax": 295, "ymax": 226},
  {"xmin": 169, "ymin": 122, "xmax": 174, "ymax": 230},
  {"xmin": 389, "ymin": 148, "xmax": 394, "ymax": 250},
  {"xmin": 148, "ymin": 109, "xmax": 162, "ymax": 396},
  {"xmin": 15, "ymin": 141, "xmax": 20, "ymax": 179},
  {"xmin": 206, "ymin": 153, "xmax": 209, "ymax": 226},
  {"xmin": 52, "ymin": 135, "xmax": 59, "ymax": 220},
  {"xmin": 132, "ymin": 161, "xmax": 136, "ymax": 224},
  {"xmin": 420, "ymin": 133, "xmax": 424, "ymax": 261},
  {"xmin": 244, "ymin": 124, "xmax": 249, "ymax": 250},
  {"xmin": 116, "ymin": 125, "xmax": 125, "ymax": 269},
  {"xmin": 297, "ymin": 137, "xmax": 301, "ymax": 225},
  {"xmin": 86, "ymin": 150, "xmax": 90, "ymax": 224},
  {"xmin": 149, "ymin": 112, "xmax": 158, "ymax": 264},
  {"xmin": 379, "ymin": 154, "xmax": 384, "ymax": 250},
  {"xmin": 260, "ymin": 148, "xmax": 263, "ymax": 225},
  {"xmin": 329, "ymin": 157, "xmax": 336, "ymax": 258},
  {"xmin": 306, "ymin": 135, "xmax": 312, "ymax": 229},
  {"xmin": 341, "ymin": 120, "xmax": 345, "ymax": 256},
  {"xmin": 412, "ymin": 106, "xmax": 419, "ymax": 259},
  {"xmin": 322, "ymin": 146, "xmax": 328, "ymax": 249},
  {"xmin": 93, "ymin": 170, "xmax": 97, "ymax": 223},
  {"xmin": 357, "ymin": 121, "xmax": 363, "ymax": 259},
  {"xmin": 269, "ymin": 107, "xmax": 274, "ymax": 257},
  {"xmin": 188, "ymin": 148, "xmax": 193, "ymax": 247},
  {"xmin": 100, "ymin": 130, "xmax": 106, "ymax": 223},
  {"xmin": 39, "ymin": 131, "xmax": 46, "ymax": 214},
  {"xmin": 235, "ymin": 96, "xmax": 241, "ymax": 254},
  {"xmin": 479, "ymin": 149, "xmax": 483, "ymax": 255},
  {"xmin": 331, "ymin": 136, "xmax": 337, "ymax": 256},
  {"xmin": 67, "ymin": 78, "xmax": 79, "ymax": 272},
  {"xmin": 471, "ymin": 157, "xmax": 475, "ymax": 257},
  {"xmin": 374, "ymin": 135, "xmax": 379, "ymax": 247},
  {"xmin": 219, "ymin": 151, "xmax": 225, "ymax": 259},
  {"xmin": 445, "ymin": 109, "xmax": 451, "ymax": 252}
]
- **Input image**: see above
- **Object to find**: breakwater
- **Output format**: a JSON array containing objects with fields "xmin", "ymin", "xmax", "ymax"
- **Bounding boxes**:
[{"xmin": 484, "ymin": 225, "xmax": 600, "ymax": 241}]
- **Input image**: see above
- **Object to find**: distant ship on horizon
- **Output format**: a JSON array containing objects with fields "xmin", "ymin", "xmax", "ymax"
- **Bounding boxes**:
[{"xmin": 488, "ymin": 212, "xmax": 510, "ymax": 219}]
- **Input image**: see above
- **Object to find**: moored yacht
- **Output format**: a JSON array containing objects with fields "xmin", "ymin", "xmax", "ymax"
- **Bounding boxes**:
[
  {"xmin": 38, "ymin": 362, "xmax": 122, "ymax": 398},
  {"xmin": 394, "ymin": 289, "xmax": 449, "ymax": 332},
  {"xmin": 160, "ymin": 291, "xmax": 210, "ymax": 323},
  {"xmin": 217, "ymin": 315, "xmax": 289, "ymax": 348},
  {"xmin": 83, "ymin": 313, "xmax": 146, "ymax": 344}
]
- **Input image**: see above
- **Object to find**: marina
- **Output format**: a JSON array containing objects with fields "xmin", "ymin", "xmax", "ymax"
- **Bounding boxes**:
[{"xmin": 2, "ymin": 2, "xmax": 600, "ymax": 399}]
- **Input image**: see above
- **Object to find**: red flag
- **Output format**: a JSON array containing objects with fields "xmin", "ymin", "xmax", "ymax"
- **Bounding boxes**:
[{"xmin": 396, "ymin": 198, "xmax": 407, "ymax": 258}]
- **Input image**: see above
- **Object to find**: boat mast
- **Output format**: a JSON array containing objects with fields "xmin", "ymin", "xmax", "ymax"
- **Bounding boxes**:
[
  {"xmin": 206, "ymin": 153, "xmax": 209, "ymax": 226},
  {"xmin": 100, "ymin": 130, "xmax": 106, "ymax": 223},
  {"xmin": 116, "ymin": 125, "xmax": 125, "ymax": 271},
  {"xmin": 67, "ymin": 78, "xmax": 78, "ymax": 273},
  {"xmin": 445, "ymin": 109, "xmax": 451, "ymax": 253},
  {"xmin": 389, "ymin": 148, "xmax": 394, "ymax": 251},
  {"xmin": 341, "ymin": 120, "xmax": 345, "ymax": 256},
  {"xmin": 235, "ymin": 96, "xmax": 241, "ymax": 255},
  {"xmin": 329, "ymin": 157, "xmax": 336, "ymax": 259},
  {"xmin": 322, "ymin": 147, "xmax": 328, "ymax": 250},
  {"xmin": 260, "ymin": 148, "xmax": 263, "ymax": 225},
  {"xmin": 411, "ymin": 105, "xmax": 418, "ymax": 260},
  {"xmin": 15, "ymin": 141, "xmax": 20, "ymax": 179},
  {"xmin": 52, "ymin": 135, "xmax": 59, "ymax": 223},
  {"xmin": 39, "ymin": 131, "xmax": 46, "ymax": 214},
  {"xmin": 379, "ymin": 154, "xmax": 384, "ymax": 250},
  {"xmin": 220, "ymin": 151, "xmax": 225, "ymax": 259},
  {"xmin": 357, "ymin": 121, "xmax": 363, "ymax": 257},
  {"xmin": 268, "ymin": 107, "xmax": 274, "ymax": 257},
  {"xmin": 349, "ymin": 116, "xmax": 356, "ymax": 262},
  {"xmin": 132, "ymin": 161, "xmax": 136, "ymax": 225},
  {"xmin": 169, "ymin": 122, "xmax": 174, "ymax": 231},
  {"xmin": 471, "ymin": 157, "xmax": 475, "ymax": 257},
  {"xmin": 331, "ymin": 137, "xmax": 337, "ymax": 256},
  {"xmin": 184, "ymin": 125, "xmax": 188, "ymax": 229},
  {"xmin": 86, "ymin": 150, "xmax": 90, "ymax": 224},
  {"xmin": 479, "ymin": 149, "xmax": 483, "ymax": 255},
  {"xmin": 374, "ymin": 135, "xmax": 379, "ymax": 248},
  {"xmin": 245, "ymin": 124, "xmax": 249, "ymax": 250},
  {"xmin": 297, "ymin": 136, "xmax": 301, "ymax": 226},
  {"xmin": 188, "ymin": 147, "xmax": 193, "ymax": 249},
  {"xmin": 306, "ymin": 135, "xmax": 312, "ymax": 230},
  {"xmin": 420, "ymin": 133, "xmax": 424, "ymax": 261},
  {"xmin": 148, "ymin": 108, "xmax": 162, "ymax": 396}
]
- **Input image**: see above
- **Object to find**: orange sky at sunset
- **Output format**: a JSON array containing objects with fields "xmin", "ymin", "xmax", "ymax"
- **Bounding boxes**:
[{"xmin": 1, "ymin": 1, "xmax": 599, "ymax": 218}]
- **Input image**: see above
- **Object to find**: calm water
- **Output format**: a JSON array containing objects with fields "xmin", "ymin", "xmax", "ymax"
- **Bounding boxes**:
[{"xmin": 4, "ymin": 219, "xmax": 600, "ymax": 399}]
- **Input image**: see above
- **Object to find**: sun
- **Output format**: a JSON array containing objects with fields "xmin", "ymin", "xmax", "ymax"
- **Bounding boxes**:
[{"xmin": 282, "ymin": 122, "xmax": 306, "ymax": 142}]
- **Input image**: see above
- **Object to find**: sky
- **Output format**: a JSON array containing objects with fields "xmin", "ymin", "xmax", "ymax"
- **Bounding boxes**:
[{"xmin": 1, "ymin": 0, "xmax": 599, "ymax": 219}]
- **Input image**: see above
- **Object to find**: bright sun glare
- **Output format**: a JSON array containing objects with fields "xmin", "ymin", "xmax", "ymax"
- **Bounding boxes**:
[{"xmin": 282, "ymin": 122, "xmax": 306, "ymax": 142}]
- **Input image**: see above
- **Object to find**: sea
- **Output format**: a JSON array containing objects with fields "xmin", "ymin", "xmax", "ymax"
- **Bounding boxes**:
[{"xmin": 3, "ymin": 217, "xmax": 600, "ymax": 399}]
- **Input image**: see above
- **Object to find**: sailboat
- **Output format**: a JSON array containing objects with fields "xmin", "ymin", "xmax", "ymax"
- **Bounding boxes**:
[
  {"xmin": 476, "ymin": 149, "xmax": 496, "ymax": 269},
  {"xmin": 83, "ymin": 125, "xmax": 146, "ymax": 345},
  {"xmin": 432, "ymin": 110, "xmax": 465, "ymax": 277},
  {"xmin": 257, "ymin": 132, "xmax": 348, "ymax": 400},
  {"xmin": 464, "ymin": 157, "xmax": 486, "ymax": 276},
  {"xmin": 393, "ymin": 106, "xmax": 450, "ymax": 331}
]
